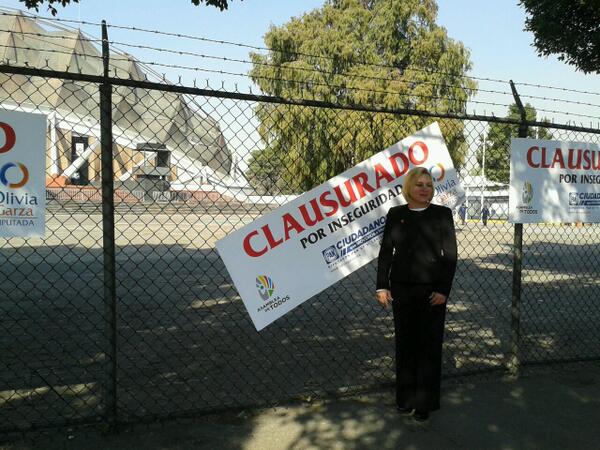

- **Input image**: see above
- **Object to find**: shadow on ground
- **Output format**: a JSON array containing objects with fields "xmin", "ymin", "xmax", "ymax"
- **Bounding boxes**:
[
  {"xmin": 3, "ymin": 361, "xmax": 600, "ymax": 450},
  {"xmin": 1, "ymin": 224, "xmax": 599, "ymax": 435}
]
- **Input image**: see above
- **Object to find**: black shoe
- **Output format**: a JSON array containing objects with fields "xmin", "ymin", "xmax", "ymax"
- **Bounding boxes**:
[
  {"xmin": 413, "ymin": 410, "xmax": 429, "ymax": 422},
  {"xmin": 396, "ymin": 405, "xmax": 414, "ymax": 416}
]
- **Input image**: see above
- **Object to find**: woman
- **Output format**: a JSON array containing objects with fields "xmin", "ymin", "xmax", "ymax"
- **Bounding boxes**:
[{"xmin": 376, "ymin": 166, "xmax": 457, "ymax": 422}]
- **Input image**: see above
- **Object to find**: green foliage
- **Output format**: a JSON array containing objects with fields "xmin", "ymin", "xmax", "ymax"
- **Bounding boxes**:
[
  {"xmin": 519, "ymin": 0, "xmax": 600, "ymax": 74},
  {"xmin": 19, "ymin": 0, "xmax": 78, "ymax": 16},
  {"xmin": 190, "ymin": 0, "xmax": 239, "ymax": 11},
  {"xmin": 19, "ymin": 0, "xmax": 236, "ymax": 15},
  {"xmin": 476, "ymin": 103, "xmax": 552, "ymax": 184},
  {"xmin": 247, "ymin": 0, "xmax": 476, "ymax": 194}
]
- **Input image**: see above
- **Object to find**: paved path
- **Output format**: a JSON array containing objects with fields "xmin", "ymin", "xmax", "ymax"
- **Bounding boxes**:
[{"xmin": 3, "ymin": 362, "xmax": 599, "ymax": 450}]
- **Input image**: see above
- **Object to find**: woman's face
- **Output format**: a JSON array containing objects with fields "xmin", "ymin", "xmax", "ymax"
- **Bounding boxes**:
[{"xmin": 410, "ymin": 174, "xmax": 434, "ymax": 206}]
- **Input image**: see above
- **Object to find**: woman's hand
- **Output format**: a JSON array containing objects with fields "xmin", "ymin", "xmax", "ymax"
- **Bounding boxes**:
[
  {"xmin": 429, "ymin": 292, "xmax": 447, "ymax": 306},
  {"xmin": 376, "ymin": 289, "xmax": 392, "ymax": 309}
]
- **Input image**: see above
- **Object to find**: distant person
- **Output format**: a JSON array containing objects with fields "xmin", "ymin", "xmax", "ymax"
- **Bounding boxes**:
[
  {"xmin": 376, "ymin": 167, "xmax": 458, "ymax": 423},
  {"xmin": 458, "ymin": 204, "xmax": 467, "ymax": 226},
  {"xmin": 481, "ymin": 205, "xmax": 490, "ymax": 226}
]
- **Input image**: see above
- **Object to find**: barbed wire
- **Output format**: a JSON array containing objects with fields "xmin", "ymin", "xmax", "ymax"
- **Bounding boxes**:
[
  {"xmin": 1, "ymin": 22, "xmax": 104, "ymax": 61},
  {"xmin": 108, "ymin": 40, "xmax": 512, "ymax": 96},
  {"xmin": 534, "ymin": 107, "xmax": 600, "ymax": 122},
  {"xmin": 6, "ymin": 43, "xmax": 600, "ymax": 122},
  {"xmin": 520, "ymin": 93, "xmax": 600, "ymax": 111},
  {"xmin": 0, "ymin": 11, "xmax": 506, "ymax": 87},
  {"xmin": 1, "ymin": 27, "xmax": 504, "ymax": 102},
  {"xmin": 2, "ymin": 10, "xmax": 597, "ymax": 103},
  {"xmin": 0, "ymin": 44, "xmax": 134, "ymax": 64},
  {"xmin": 0, "ymin": 28, "xmax": 102, "ymax": 44},
  {"xmin": 1, "ymin": 11, "xmax": 597, "ymax": 118},
  {"xmin": 1, "ymin": 60, "xmax": 599, "ymax": 139},
  {"xmin": 515, "ymin": 81, "xmax": 600, "ymax": 98},
  {"xmin": 106, "ymin": 23, "xmax": 509, "ymax": 86},
  {"xmin": 5, "ymin": 30, "xmax": 599, "ymax": 116},
  {"xmin": 0, "ymin": 11, "xmax": 102, "ymax": 28},
  {"xmin": 3, "ymin": 56, "xmax": 598, "ymax": 125},
  {"xmin": 0, "ymin": 59, "xmax": 518, "ymax": 121},
  {"xmin": 0, "ymin": 43, "xmax": 483, "ymax": 110},
  {"xmin": 125, "ymin": 60, "xmax": 515, "ymax": 111}
]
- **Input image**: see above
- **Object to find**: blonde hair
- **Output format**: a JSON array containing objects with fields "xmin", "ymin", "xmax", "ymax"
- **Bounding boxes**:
[{"xmin": 402, "ymin": 167, "xmax": 434, "ymax": 203}]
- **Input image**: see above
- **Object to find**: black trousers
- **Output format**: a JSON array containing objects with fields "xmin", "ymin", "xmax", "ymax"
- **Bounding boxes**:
[{"xmin": 391, "ymin": 283, "xmax": 447, "ymax": 412}]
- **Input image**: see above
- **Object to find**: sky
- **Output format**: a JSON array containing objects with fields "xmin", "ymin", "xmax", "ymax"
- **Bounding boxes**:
[
  {"xmin": 0, "ymin": 0, "xmax": 597, "ymax": 114},
  {"xmin": 0, "ymin": 0, "xmax": 598, "ymax": 168}
]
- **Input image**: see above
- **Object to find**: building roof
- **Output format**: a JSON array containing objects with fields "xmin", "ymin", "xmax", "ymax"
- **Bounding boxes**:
[{"xmin": 0, "ymin": 10, "xmax": 232, "ymax": 177}]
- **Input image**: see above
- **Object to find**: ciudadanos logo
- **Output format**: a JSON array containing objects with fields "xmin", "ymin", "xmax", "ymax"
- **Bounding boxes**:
[{"xmin": 256, "ymin": 275, "xmax": 275, "ymax": 301}]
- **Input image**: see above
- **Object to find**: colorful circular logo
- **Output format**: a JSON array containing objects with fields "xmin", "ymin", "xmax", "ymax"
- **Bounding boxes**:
[
  {"xmin": 0, "ymin": 162, "xmax": 29, "ymax": 188},
  {"xmin": 428, "ymin": 163, "xmax": 445, "ymax": 182},
  {"xmin": 256, "ymin": 275, "xmax": 275, "ymax": 301}
]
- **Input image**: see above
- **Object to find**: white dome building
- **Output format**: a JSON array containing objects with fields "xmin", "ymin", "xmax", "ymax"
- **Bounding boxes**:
[{"xmin": 0, "ymin": 9, "xmax": 246, "ymax": 198}]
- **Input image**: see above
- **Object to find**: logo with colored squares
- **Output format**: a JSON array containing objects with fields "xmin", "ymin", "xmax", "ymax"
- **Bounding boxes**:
[
  {"xmin": 0, "ymin": 162, "xmax": 29, "ymax": 188},
  {"xmin": 428, "ymin": 163, "xmax": 445, "ymax": 182},
  {"xmin": 256, "ymin": 275, "xmax": 275, "ymax": 301}
]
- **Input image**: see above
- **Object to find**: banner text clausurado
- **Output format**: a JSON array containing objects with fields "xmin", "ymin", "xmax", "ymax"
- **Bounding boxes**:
[{"xmin": 242, "ymin": 141, "xmax": 430, "ymax": 258}]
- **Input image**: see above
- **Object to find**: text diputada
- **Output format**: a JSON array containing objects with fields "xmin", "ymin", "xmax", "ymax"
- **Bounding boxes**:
[{"xmin": 243, "ymin": 141, "xmax": 430, "ymax": 257}]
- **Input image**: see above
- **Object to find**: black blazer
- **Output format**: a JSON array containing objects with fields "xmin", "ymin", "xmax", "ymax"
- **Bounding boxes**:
[{"xmin": 376, "ymin": 204, "xmax": 457, "ymax": 296}]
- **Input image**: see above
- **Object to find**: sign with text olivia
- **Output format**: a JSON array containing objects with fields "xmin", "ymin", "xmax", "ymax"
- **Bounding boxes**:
[
  {"xmin": 510, "ymin": 137, "xmax": 600, "ymax": 223},
  {"xmin": 0, "ymin": 109, "xmax": 46, "ymax": 237},
  {"xmin": 216, "ymin": 122, "xmax": 464, "ymax": 331}
]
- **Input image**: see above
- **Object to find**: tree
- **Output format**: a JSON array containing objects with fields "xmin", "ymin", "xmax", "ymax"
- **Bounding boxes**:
[
  {"xmin": 247, "ymin": 0, "xmax": 476, "ymax": 194},
  {"xmin": 19, "ymin": 0, "xmax": 238, "ymax": 15},
  {"xmin": 475, "ymin": 103, "xmax": 552, "ymax": 184},
  {"xmin": 519, "ymin": 0, "xmax": 600, "ymax": 74}
]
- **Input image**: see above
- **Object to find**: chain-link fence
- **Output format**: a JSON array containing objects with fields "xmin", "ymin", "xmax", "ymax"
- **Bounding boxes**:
[{"xmin": 1, "ymin": 31, "xmax": 600, "ymax": 434}]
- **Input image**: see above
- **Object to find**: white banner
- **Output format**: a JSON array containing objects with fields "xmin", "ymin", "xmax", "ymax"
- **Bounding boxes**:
[
  {"xmin": 216, "ymin": 122, "xmax": 464, "ymax": 331},
  {"xmin": 509, "ymin": 137, "xmax": 600, "ymax": 223},
  {"xmin": 0, "ymin": 110, "xmax": 47, "ymax": 237}
]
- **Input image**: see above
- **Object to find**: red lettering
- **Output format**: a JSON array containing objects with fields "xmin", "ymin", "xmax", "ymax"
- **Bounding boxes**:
[
  {"xmin": 352, "ymin": 171, "xmax": 375, "ymax": 199},
  {"xmin": 593, "ymin": 151, "xmax": 600, "ymax": 170},
  {"xmin": 540, "ymin": 147, "xmax": 551, "ymax": 168},
  {"xmin": 527, "ymin": 146, "xmax": 540, "ymax": 168},
  {"xmin": 408, "ymin": 141, "xmax": 428, "ymax": 165},
  {"xmin": 373, "ymin": 163, "xmax": 394, "ymax": 189},
  {"xmin": 551, "ymin": 149, "xmax": 565, "ymax": 168},
  {"xmin": 282, "ymin": 213, "xmax": 305, "ymax": 241},
  {"xmin": 567, "ymin": 149, "xmax": 581, "ymax": 170},
  {"xmin": 243, "ymin": 230, "xmax": 267, "ymax": 257},
  {"xmin": 333, "ymin": 179, "xmax": 357, "ymax": 208},
  {"xmin": 319, "ymin": 190, "xmax": 339, "ymax": 217},
  {"xmin": 582, "ymin": 149, "xmax": 592, "ymax": 170},
  {"xmin": 0, "ymin": 122, "xmax": 16, "ymax": 154},
  {"xmin": 389, "ymin": 152, "xmax": 409, "ymax": 178},
  {"xmin": 262, "ymin": 224, "xmax": 283, "ymax": 250},
  {"xmin": 298, "ymin": 198, "xmax": 324, "ymax": 226}
]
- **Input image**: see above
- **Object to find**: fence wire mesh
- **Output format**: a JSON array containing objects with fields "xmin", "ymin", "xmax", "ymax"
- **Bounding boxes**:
[{"xmin": 0, "ymin": 64, "xmax": 599, "ymax": 435}]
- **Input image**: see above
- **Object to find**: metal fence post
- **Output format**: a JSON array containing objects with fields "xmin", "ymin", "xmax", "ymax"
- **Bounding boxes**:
[
  {"xmin": 508, "ymin": 80, "xmax": 528, "ymax": 377},
  {"xmin": 100, "ymin": 20, "xmax": 118, "ymax": 426}
]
